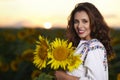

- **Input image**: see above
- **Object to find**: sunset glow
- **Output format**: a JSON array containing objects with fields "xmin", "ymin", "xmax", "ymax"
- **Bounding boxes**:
[
  {"xmin": 43, "ymin": 22, "xmax": 52, "ymax": 29},
  {"xmin": 0, "ymin": 0, "xmax": 120, "ymax": 28}
]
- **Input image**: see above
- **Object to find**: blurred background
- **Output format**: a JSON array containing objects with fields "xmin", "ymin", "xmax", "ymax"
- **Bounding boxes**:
[{"xmin": 0, "ymin": 0, "xmax": 120, "ymax": 80}]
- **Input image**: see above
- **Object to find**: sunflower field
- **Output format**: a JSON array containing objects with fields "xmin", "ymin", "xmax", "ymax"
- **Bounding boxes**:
[{"xmin": 0, "ymin": 27, "xmax": 120, "ymax": 80}]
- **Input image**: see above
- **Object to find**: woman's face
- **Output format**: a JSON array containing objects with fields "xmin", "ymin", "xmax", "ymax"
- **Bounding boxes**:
[{"xmin": 74, "ymin": 11, "xmax": 91, "ymax": 40}]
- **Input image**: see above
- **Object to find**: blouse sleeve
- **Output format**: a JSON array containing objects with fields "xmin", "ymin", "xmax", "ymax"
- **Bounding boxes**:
[{"xmin": 80, "ymin": 45, "xmax": 108, "ymax": 80}]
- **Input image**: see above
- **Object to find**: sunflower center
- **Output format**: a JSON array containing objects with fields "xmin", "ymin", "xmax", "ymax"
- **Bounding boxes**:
[
  {"xmin": 38, "ymin": 49, "xmax": 47, "ymax": 60},
  {"xmin": 53, "ymin": 46, "xmax": 69, "ymax": 61}
]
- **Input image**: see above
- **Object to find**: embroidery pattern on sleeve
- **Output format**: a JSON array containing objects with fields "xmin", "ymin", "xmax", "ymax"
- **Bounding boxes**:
[{"xmin": 81, "ymin": 39, "xmax": 107, "ymax": 71}]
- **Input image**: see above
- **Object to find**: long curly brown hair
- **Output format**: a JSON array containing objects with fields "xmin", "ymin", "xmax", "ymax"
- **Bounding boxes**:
[{"xmin": 66, "ymin": 2, "xmax": 114, "ymax": 59}]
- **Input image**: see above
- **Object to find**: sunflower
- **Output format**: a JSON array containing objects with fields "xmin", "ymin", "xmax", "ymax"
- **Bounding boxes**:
[
  {"xmin": 33, "ymin": 35, "xmax": 49, "ymax": 70},
  {"xmin": 10, "ymin": 60, "xmax": 20, "ymax": 71},
  {"xmin": 67, "ymin": 54, "xmax": 82, "ymax": 72},
  {"xmin": 47, "ymin": 38, "xmax": 75, "ymax": 70},
  {"xmin": 22, "ymin": 49, "xmax": 34, "ymax": 62}
]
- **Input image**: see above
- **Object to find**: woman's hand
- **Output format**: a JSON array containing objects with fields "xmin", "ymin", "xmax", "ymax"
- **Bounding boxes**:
[
  {"xmin": 55, "ymin": 71, "xmax": 80, "ymax": 80},
  {"xmin": 55, "ymin": 71, "xmax": 66, "ymax": 80}
]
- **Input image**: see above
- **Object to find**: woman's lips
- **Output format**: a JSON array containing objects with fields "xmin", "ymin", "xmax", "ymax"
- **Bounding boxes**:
[{"xmin": 78, "ymin": 30, "xmax": 84, "ymax": 34}]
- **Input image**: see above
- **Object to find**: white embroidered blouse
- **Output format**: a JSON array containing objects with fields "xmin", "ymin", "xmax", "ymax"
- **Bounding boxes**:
[{"xmin": 67, "ymin": 39, "xmax": 108, "ymax": 80}]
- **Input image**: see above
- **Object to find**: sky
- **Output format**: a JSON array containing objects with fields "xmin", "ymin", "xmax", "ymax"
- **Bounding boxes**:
[{"xmin": 0, "ymin": 0, "xmax": 120, "ymax": 28}]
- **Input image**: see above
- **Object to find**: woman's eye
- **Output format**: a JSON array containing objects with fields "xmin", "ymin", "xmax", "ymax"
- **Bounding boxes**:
[
  {"xmin": 82, "ymin": 19, "xmax": 88, "ymax": 23},
  {"xmin": 74, "ymin": 20, "xmax": 79, "ymax": 24}
]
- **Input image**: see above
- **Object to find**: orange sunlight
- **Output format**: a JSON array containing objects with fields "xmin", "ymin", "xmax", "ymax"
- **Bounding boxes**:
[{"xmin": 0, "ymin": 0, "xmax": 120, "ymax": 28}]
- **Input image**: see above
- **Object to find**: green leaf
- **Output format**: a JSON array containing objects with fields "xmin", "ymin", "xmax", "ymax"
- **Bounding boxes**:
[{"xmin": 34, "ymin": 73, "xmax": 54, "ymax": 80}]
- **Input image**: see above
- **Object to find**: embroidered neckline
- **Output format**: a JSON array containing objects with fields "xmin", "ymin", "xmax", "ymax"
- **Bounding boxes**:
[
  {"xmin": 79, "ymin": 39, "xmax": 106, "ymax": 55},
  {"xmin": 80, "ymin": 39, "xmax": 98, "ymax": 45}
]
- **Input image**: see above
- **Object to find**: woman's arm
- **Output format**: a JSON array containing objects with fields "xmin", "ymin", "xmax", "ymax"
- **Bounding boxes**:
[
  {"xmin": 83, "ymin": 46, "xmax": 108, "ymax": 80},
  {"xmin": 55, "ymin": 71, "xmax": 80, "ymax": 80}
]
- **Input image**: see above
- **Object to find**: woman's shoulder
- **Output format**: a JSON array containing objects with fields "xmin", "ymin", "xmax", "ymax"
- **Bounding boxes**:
[
  {"xmin": 87, "ymin": 39, "xmax": 106, "ymax": 51},
  {"xmin": 88, "ymin": 39, "xmax": 104, "ymax": 47},
  {"xmin": 77, "ymin": 39, "xmax": 105, "ymax": 51}
]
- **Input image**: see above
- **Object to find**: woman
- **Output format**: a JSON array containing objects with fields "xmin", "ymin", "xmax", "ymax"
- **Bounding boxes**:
[{"xmin": 55, "ymin": 2, "xmax": 114, "ymax": 80}]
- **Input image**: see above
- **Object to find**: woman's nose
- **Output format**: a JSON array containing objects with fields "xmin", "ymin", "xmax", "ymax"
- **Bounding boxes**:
[{"xmin": 78, "ymin": 23, "xmax": 82, "ymax": 28}]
